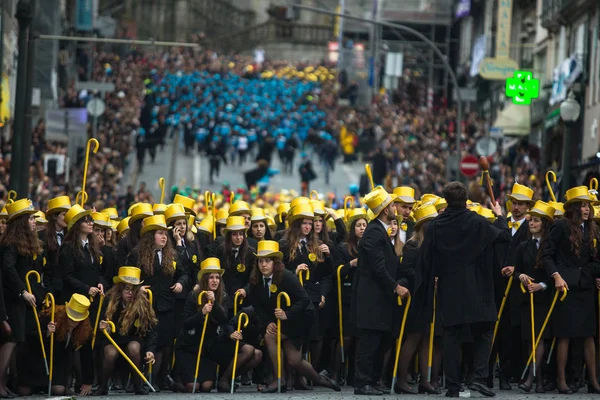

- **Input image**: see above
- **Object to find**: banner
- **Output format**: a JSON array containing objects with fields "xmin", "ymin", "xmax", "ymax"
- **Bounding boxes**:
[
  {"xmin": 75, "ymin": 0, "xmax": 95, "ymax": 31},
  {"xmin": 456, "ymin": 0, "xmax": 471, "ymax": 19}
]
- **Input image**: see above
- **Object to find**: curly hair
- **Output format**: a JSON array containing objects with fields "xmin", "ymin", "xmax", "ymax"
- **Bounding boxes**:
[
  {"xmin": 136, "ymin": 231, "xmax": 176, "ymax": 277},
  {"xmin": 565, "ymin": 202, "xmax": 598, "ymax": 257},
  {"xmin": 0, "ymin": 214, "xmax": 42, "ymax": 256},
  {"xmin": 41, "ymin": 306, "xmax": 92, "ymax": 348},
  {"xmin": 105, "ymin": 283, "xmax": 158, "ymax": 337},
  {"xmin": 250, "ymin": 257, "xmax": 284, "ymax": 285},
  {"xmin": 282, "ymin": 219, "xmax": 324, "ymax": 262}
]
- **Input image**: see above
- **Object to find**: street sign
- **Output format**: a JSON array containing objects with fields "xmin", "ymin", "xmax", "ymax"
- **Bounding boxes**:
[
  {"xmin": 87, "ymin": 98, "xmax": 106, "ymax": 117},
  {"xmin": 475, "ymin": 137, "xmax": 498, "ymax": 157},
  {"xmin": 460, "ymin": 155, "xmax": 480, "ymax": 177}
]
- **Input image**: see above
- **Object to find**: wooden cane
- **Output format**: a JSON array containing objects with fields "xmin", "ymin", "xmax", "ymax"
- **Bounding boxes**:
[
  {"xmin": 478, "ymin": 156, "xmax": 496, "ymax": 204},
  {"xmin": 44, "ymin": 293, "xmax": 55, "ymax": 395},
  {"xmin": 365, "ymin": 164, "xmax": 375, "ymax": 190},
  {"xmin": 336, "ymin": 265, "xmax": 345, "ymax": 364},
  {"xmin": 297, "ymin": 269, "xmax": 310, "ymax": 286},
  {"xmin": 491, "ymin": 275, "xmax": 513, "ymax": 352},
  {"xmin": 102, "ymin": 320, "xmax": 156, "ymax": 392},
  {"xmin": 230, "ymin": 312, "xmax": 249, "ymax": 394},
  {"xmin": 391, "ymin": 294, "xmax": 411, "ymax": 392},
  {"xmin": 520, "ymin": 281, "xmax": 536, "ymax": 377},
  {"xmin": 545, "ymin": 171, "xmax": 557, "ymax": 202},
  {"xmin": 25, "ymin": 270, "xmax": 48, "ymax": 375},
  {"xmin": 91, "ymin": 294, "xmax": 105, "ymax": 349},
  {"xmin": 427, "ymin": 285, "xmax": 437, "ymax": 381},
  {"xmin": 277, "ymin": 292, "xmax": 291, "ymax": 393},
  {"xmin": 233, "ymin": 291, "xmax": 244, "ymax": 316},
  {"xmin": 192, "ymin": 291, "xmax": 210, "ymax": 393}
]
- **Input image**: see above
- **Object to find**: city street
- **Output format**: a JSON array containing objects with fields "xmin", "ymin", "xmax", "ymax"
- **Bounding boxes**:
[{"xmin": 135, "ymin": 137, "xmax": 366, "ymax": 202}]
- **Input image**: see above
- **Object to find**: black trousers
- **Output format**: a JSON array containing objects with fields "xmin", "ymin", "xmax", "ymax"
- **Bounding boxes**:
[
  {"xmin": 354, "ymin": 328, "xmax": 391, "ymax": 388},
  {"xmin": 443, "ymin": 322, "xmax": 493, "ymax": 392}
]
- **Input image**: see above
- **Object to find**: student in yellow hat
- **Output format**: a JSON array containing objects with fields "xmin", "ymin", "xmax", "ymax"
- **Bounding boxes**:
[
  {"xmin": 0, "ymin": 198, "xmax": 42, "ymax": 397},
  {"xmin": 249, "ymin": 207, "xmax": 272, "ymax": 241},
  {"xmin": 330, "ymin": 207, "xmax": 368, "ymax": 383},
  {"xmin": 235, "ymin": 241, "xmax": 340, "ymax": 393},
  {"xmin": 40, "ymin": 196, "xmax": 71, "ymax": 303},
  {"xmin": 97, "ymin": 267, "xmax": 157, "ymax": 395},
  {"xmin": 393, "ymin": 186, "xmax": 417, "ymax": 246},
  {"xmin": 91, "ymin": 211, "xmax": 118, "ymax": 290},
  {"xmin": 540, "ymin": 186, "xmax": 600, "ymax": 394},
  {"xmin": 117, "ymin": 203, "xmax": 153, "ymax": 267},
  {"xmin": 126, "ymin": 214, "xmax": 188, "ymax": 387}
]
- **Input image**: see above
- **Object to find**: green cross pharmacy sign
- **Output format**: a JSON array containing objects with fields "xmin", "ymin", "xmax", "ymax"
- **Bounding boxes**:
[{"xmin": 505, "ymin": 70, "xmax": 540, "ymax": 105}]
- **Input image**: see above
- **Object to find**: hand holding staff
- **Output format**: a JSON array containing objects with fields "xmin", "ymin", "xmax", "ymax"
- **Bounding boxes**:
[
  {"xmin": 230, "ymin": 312, "xmax": 249, "ymax": 393},
  {"xmin": 25, "ymin": 270, "xmax": 48, "ymax": 375},
  {"xmin": 478, "ymin": 156, "xmax": 495, "ymax": 204},
  {"xmin": 192, "ymin": 291, "xmax": 211, "ymax": 393},
  {"xmin": 276, "ymin": 292, "xmax": 291, "ymax": 393}
]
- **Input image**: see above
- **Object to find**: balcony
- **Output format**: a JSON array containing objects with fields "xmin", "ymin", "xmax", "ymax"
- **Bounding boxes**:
[{"xmin": 541, "ymin": 0, "xmax": 595, "ymax": 30}]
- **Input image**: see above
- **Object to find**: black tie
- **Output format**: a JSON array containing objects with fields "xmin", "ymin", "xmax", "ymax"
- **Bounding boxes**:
[
  {"xmin": 232, "ymin": 249, "xmax": 239, "ymax": 259},
  {"xmin": 84, "ymin": 243, "xmax": 93, "ymax": 263},
  {"xmin": 533, "ymin": 238, "xmax": 539, "ymax": 249},
  {"xmin": 264, "ymin": 277, "xmax": 271, "ymax": 298},
  {"xmin": 57, "ymin": 232, "xmax": 64, "ymax": 241},
  {"xmin": 301, "ymin": 241, "xmax": 308, "ymax": 255}
]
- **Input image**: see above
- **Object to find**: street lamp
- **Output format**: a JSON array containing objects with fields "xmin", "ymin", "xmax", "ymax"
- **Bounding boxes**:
[{"xmin": 559, "ymin": 90, "xmax": 581, "ymax": 195}]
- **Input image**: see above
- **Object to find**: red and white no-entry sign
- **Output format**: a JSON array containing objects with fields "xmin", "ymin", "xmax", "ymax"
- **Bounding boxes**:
[{"xmin": 460, "ymin": 155, "xmax": 480, "ymax": 177}]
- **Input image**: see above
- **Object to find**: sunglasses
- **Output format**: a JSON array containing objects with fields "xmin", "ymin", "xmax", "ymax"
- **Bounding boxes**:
[{"xmin": 81, "ymin": 216, "xmax": 93, "ymax": 224}]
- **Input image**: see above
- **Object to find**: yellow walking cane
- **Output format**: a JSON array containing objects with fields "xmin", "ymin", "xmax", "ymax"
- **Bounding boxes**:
[
  {"xmin": 520, "ymin": 281, "xmax": 537, "ymax": 377},
  {"xmin": 336, "ymin": 265, "xmax": 345, "ymax": 364},
  {"xmin": 233, "ymin": 291, "xmax": 244, "ymax": 316},
  {"xmin": 545, "ymin": 171, "xmax": 557, "ymax": 202},
  {"xmin": 491, "ymin": 275, "xmax": 514, "ymax": 353},
  {"xmin": 146, "ymin": 290, "xmax": 154, "ymax": 383},
  {"xmin": 310, "ymin": 190, "xmax": 319, "ymax": 200},
  {"xmin": 192, "ymin": 291, "xmax": 211, "ymax": 393},
  {"xmin": 391, "ymin": 294, "xmax": 411, "ymax": 391},
  {"xmin": 6, "ymin": 190, "xmax": 17, "ymax": 204},
  {"xmin": 102, "ymin": 321, "xmax": 156, "ymax": 392},
  {"xmin": 76, "ymin": 138, "xmax": 100, "ymax": 206},
  {"xmin": 344, "ymin": 196, "xmax": 354, "ymax": 221},
  {"xmin": 519, "ymin": 289, "xmax": 567, "ymax": 377},
  {"xmin": 158, "ymin": 177, "xmax": 166, "ymax": 204},
  {"xmin": 277, "ymin": 292, "xmax": 291, "ymax": 394},
  {"xmin": 44, "ymin": 293, "xmax": 55, "ymax": 395},
  {"xmin": 212, "ymin": 193, "xmax": 217, "ymax": 240},
  {"xmin": 230, "ymin": 312, "xmax": 249, "ymax": 394},
  {"xmin": 91, "ymin": 294, "xmax": 105, "ymax": 349},
  {"xmin": 427, "ymin": 285, "xmax": 437, "ymax": 382},
  {"xmin": 364, "ymin": 164, "xmax": 375, "ymax": 190},
  {"xmin": 297, "ymin": 269, "xmax": 310, "ymax": 286},
  {"xmin": 25, "ymin": 270, "xmax": 48, "ymax": 375},
  {"xmin": 591, "ymin": 177, "xmax": 599, "ymax": 192}
]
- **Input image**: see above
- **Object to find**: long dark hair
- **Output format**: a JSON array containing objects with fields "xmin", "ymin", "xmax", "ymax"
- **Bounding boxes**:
[
  {"xmin": 193, "ymin": 272, "xmax": 225, "ymax": 306},
  {"xmin": 316, "ymin": 216, "xmax": 331, "ymax": 244},
  {"xmin": 0, "ymin": 214, "xmax": 43, "ymax": 256},
  {"xmin": 282, "ymin": 219, "xmax": 324, "ymax": 262},
  {"xmin": 64, "ymin": 218, "xmax": 102, "ymax": 261},
  {"xmin": 125, "ymin": 219, "xmax": 143, "ymax": 250},
  {"xmin": 564, "ymin": 202, "xmax": 598, "ymax": 257},
  {"xmin": 346, "ymin": 218, "xmax": 366, "ymax": 258},
  {"xmin": 534, "ymin": 217, "xmax": 554, "ymax": 269},
  {"xmin": 249, "ymin": 220, "xmax": 273, "ymax": 241},
  {"xmin": 250, "ymin": 257, "xmax": 284, "ymax": 285},
  {"xmin": 222, "ymin": 230, "xmax": 249, "ymax": 272},
  {"xmin": 45, "ymin": 212, "xmax": 64, "ymax": 254}
]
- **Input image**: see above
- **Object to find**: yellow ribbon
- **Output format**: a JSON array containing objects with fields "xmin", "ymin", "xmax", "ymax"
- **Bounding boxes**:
[{"xmin": 508, "ymin": 221, "xmax": 520, "ymax": 230}]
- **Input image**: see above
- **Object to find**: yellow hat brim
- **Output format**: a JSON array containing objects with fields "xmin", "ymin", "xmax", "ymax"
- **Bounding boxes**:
[
  {"xmin": 141, "ymin": 224, "xmax": 172, "ymax": 236},
  {"xmin": 197, "ymin": 268, "xmax": 225, "ymax": 281},
  {"xmin": 67, "ymin": 210, "xmax": 93, "ymax": 231},
  {"xmin": 254, "ymin": 250, "xmax": 283, "ymax": 260},
  {"xmin": 113, "ymin": 276, "xmax": 144, "ymax": 285},
  {"xmin": 65, "ymin": 304, "xmax": 90, "ymax": 322}
]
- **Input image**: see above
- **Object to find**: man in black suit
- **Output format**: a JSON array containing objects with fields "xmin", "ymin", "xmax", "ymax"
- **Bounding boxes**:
[
  {"xmin": 352, "ymin": 187, "xmax": 410, "ymax": 396},
  {"xmin": 393, "ymin": 186, "xmax": 416, "ymax": 243}
]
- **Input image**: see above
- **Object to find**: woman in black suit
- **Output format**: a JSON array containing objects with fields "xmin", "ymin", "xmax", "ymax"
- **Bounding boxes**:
[
  {"xmin": 41, "ymin": 196, "xmax": 70, "ymax": 301},
  {"xmin": 514, "ymin": 201, "xmax": 554, "ymax": 393},
  {"xmin": 127, "ymin": 214, "xmax": 188, "ymax": 388},
  {"xmin": 541, "ymin": 187, "xmax": 600, "ymax": 394},
  {"xmin": 0, "ymin": 199, "xmax": 41, "ymax": 398},
  {"xmin": 331, "ymin": 209, "xmax": 367, "ymax": 383},
  {"xmin": 236, "ymin": 240, "xmax": 340, "ymax": 393}
]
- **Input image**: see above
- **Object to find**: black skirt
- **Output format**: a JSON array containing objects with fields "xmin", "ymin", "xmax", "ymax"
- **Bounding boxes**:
[
  {"xmin": 173, "ymin": 347, "xmax": 217, "ymax": 384},
  {"xmin": 552, "ymin": 288, "xmax": 595, "ymax": 338},
  {"xmin": 281, "ymin": 309, "xmax": 315, "ymax": 350},
  {"xmin": 520, "ymin": 301, "xmax": 552, "ymax": 341},
  {"xmin": 156, "ymin": 311, "xmax": 177, "ymax": 348},
  {"xmin": 6, "ymin": 301, "xmax": 26, "ymax": 343}
]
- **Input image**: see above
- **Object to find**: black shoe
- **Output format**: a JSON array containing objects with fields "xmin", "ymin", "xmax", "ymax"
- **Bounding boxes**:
[
  {"xmin": 134, "ymin": 385, "xmax": 149, "ymax": 395},
  {"xmin": 544, "ymin": 381, "xmax": 556, "ymax": 392},
  {"xmin": 241, "ymin": 372, "xmax": 252, "ymax": 386},
  {"xmin": 93, "ymin": 386, "xmax": 109, "ymax": 396},
  {"xmin": 319, "ymin": 373, "xmax": 341, "ymax": 392},
  {"xmin": 445, "ymin": 389, "xmax": 460, "ymax": 397},
  {"xmin": 419, "ymin": 383, "xmax": 442, "ymax": 394},
  {"xmin": 374, "ymin": 384, "xmax": 391, "ymax": 394},
  {"xmin": 499, "ymin": 379, "xmax": 511, "ymax": 390},
  {"xmin": 394, "ymin": 382, "xmax": 418, "ymax": 394},
  {"xmin": 468, "ymin": 382, "xmax": 496, "ymax": 397},
  {"xmin": 486, "ymin": 375, "xmax": 494, "ymax": 389},
  {"xmin": 262, "ymin": 384, "xmax": 287, "ymax": 394},
  {"xmin": 354, "ymin": 385, "xmax": 383, "ymax": 395}
]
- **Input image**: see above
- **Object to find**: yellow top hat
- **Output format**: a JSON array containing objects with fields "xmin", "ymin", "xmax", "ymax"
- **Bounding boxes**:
[
  {"xmin": 111, "ymin": 220, "xmax": 118, "ymax": 231},
  {"xmin": 198, "ymin": 257, "xmax": 225, "ymax": 280},
  {"xmin": 91, "ymin": 212, "xmax": 112, "ymax": 228},
  {"xmin": 47, "ymin": 196, "xmax": 72, "ymax": 215},
  {"xmin": 101, "ymin": 207, "xmax": 119, "ymax": 220},
  {"xmin": 152, "ymin": 203, "xmax": 168, "ymax": 215},
  {"xmin": 216, "ymin": 209, "xmax": 229, "ymax": 225},
  {"xmin": 223, "ymin": 216, "xmax": 247, "ymax": 233},
  {"xmin": 129, "ymin": 203, "xmax": 154, "ymax": 223},
  {"xmin": 565, "ymin": 186, "xmax": 594, "ymax": 205},
  {"xmin": 346, "ymin": 208, "xmax": 368, "ymax": 226},
  {"xmin": 127, "ymin": 202, "xmax": 141, "ymax": 216},
  {"xmin": 507, "ymin": 183, "xmax": 534, "ymax": 203},
  {"xmin": 414, "ymin": 205, "xmax": 438, "ymax": 228},
  {"xmin": 254, "ymin": 240, "xmax": 283, "ymax": 260},
  {"xmin": 434, "ymin": 197, "xmax": 448, "ymax": 211},
  {"xmin": 528, "ymin": 200, "xmax": 555, "ymax": 220},
  {"xmin": 548, "ymin": 201, "xmax": 564, "ymax": 216},
  {"xmin": 173, "ymin": 194, "xmax": 196, "ymax": 216},
  {"xmin": 266, "ymin": 215, "xmax": 276, "ymax": 229},
  {"xmin": 229, "ymin": 200, "xmax": 251, "ymax": 216},
  {"xmin": 65, "ymin": 204, "xmax": 92, "ymax": 231},
  {"xmin": 251, "ymin": 207, "xmax": 267, "ymax": 222},
  {"xmin": 7, "ymin": 199, "xmax": 37, "ymax": 222},
  {"xmin": 478, "ymin": 207, "xmax": 496, "ymax": 222},
  {"xmin": 198, "ymin": 215, "xmax": 214, "ymax": 234},
  {"xmin": 393, "ymin": 186, "xmax": 416, "ymax": 204},
  {"xmin": 277, "ymin": 203, "xmax": 290, "ymax": 216},
  {"xmin": 35, "ymin": 211, "xmax": 48, "ymax": 224},
  {"xmin": 420, "ymin": 194, "xmax": 439, "ymax": 204},
  {"xmin": 290, "ymin": 196, "xmax": 310, "ymax": 210},
  {"xmin": 310, "ymin": 200, "xmax": 326, "ymax": 216},
  {"xmin": 594, "ymin": 206, "xmax": 600, "ymax": 221},
  {"xmin": 65, "ymin": 293, "xmax": 90, "ymax": 322},
  {"xmin": 141, "ymin": 214, "xmax": 171, "ymax": 236},
  {"xmin": 165, "ymin": 203, "xmax": 187, "ymax": 224},
  {"xmin": 117, "ymin": 217, "xmax": 131, "ymax": 236},
  {"xmin": 287, "ymin": 203, "xmax": 315, "ymax": 225},
  {"xmin": 0, "ymin": 207, "xmax": 7, "ymax": 220},
  {"xmin": 113, "ymin": 266, "xmax": 144, "ymax": 285},
  {"xmin": 365, "ymin": 187, "xmax": 396, "ymax": 217}
]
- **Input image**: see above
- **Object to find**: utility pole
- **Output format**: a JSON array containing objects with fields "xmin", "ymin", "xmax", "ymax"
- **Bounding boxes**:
[
  {"xmin": 23, "ymin": 0, "xmax": 37, "ymax": 194},
  {"xmin": 9, "ymin": 0, "xmax": 33, "ymax": 197}
]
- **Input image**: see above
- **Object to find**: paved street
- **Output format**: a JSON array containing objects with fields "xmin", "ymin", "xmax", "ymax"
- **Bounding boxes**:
[{"xmin": 134, "ymin": 136, "xmax": 366, "ymax": 202}]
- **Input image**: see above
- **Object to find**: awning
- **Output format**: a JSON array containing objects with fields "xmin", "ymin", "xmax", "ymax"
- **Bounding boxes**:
[{"xmin": 493, "ymin": 103, "xmax": 531, "ymax": 136}]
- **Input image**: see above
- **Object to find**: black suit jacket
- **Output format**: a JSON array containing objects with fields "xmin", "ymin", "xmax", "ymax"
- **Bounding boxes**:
[
  {"xmin": 351, "ymin": 219, "xmax": 400, "ymax": 331},
  {"xmin": 59, "ymin": 242, "xmax": 106, "ymax": 302},
  {"xmin": 514, "ymin": 239, "xmax": 552, "ymax": 305}
]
